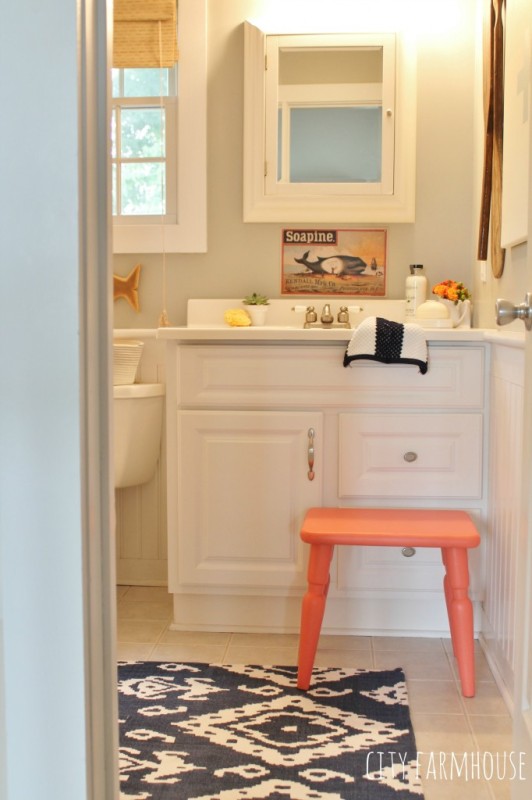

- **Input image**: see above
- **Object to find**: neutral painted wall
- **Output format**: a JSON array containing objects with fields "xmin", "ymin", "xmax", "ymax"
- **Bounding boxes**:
[{"xmin": 114, "ymin": 0, "xmax": 486, "ymax": 329}]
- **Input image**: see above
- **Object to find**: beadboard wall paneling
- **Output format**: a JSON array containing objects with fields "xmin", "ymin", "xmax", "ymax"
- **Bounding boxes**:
[
  {"xmin": 482, "ymin": 343, "xmax": 524, "ymax": 708},
  {"xmin": 115, "ymin": 336, "xmax": 168, "ymax": 586}
]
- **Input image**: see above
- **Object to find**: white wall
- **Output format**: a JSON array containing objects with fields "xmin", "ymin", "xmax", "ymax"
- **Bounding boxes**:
[
  {"xmin": 0, "ymin": 1, "xmax": 90, "ymax": 797},
  {"xmin": 114, "ymin": 0, "xmax": 480, "ymax": 328}
]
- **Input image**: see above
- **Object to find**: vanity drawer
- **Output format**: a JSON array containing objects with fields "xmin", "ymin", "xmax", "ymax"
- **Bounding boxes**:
[
  {"xmin": 177, "ymin": 344, "xmax": 485, "ymax": 409},
  {"xmin": 338, "ymin": 412, "xmax": 483, "ymax": 498}
]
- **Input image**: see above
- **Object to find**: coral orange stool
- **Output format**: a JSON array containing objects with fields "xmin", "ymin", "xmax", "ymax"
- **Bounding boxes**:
[{"xmin": 297, "ymin": 508, "xmax": 480, "ymax": 697}]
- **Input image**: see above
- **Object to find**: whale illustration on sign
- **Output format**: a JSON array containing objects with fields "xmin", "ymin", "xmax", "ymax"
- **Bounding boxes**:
[{"xmin": 294, "ymin": 250, "xmax": 368, "ymax": 276}]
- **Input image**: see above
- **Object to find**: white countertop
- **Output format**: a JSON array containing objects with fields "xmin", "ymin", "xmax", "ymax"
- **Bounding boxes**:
[
  {"xmin": 156, "ymin": 325, "xmax": 492, "ymax": 343},
  {"xmin": 116, "ymin": 299, "xmax": 526, "ymax": 347}
]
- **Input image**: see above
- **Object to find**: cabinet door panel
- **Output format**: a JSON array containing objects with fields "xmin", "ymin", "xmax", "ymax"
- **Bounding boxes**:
[
  {"xmin": 174, "ymin": 410, "xmax": 322, "ymax": 589},
  {"xmin": 338, "ymin": 412, "xmax": 483, "ymax": 498}
]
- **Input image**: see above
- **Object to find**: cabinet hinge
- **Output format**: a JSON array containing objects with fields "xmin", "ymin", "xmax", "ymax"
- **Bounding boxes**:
[{"xmin": 264, "ymin": 161, "xmax": 268, "ymax": 177}]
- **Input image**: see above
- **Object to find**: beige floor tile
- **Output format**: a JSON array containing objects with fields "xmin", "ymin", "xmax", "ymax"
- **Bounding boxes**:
[
  {"xmin": 420, "ymin": 774, "xmax": 492, "ymax": 800},
  {"xmin": 442, "ymin": 637, "xmax": 483, "ymax": 655},
  {"xmin": 116, "ymin": 642, "xmax": 154, "ymax": 661},
  {"xmin": 374, "ymin": 650, "xmax": 454, "ymax": 680},
  {"xmin": 410, "ymin": 711, "xmax": 476, "ymax": 752},
  {"xmin": 121, "ymin": 585, "xmax": 172, "ymax": 603},
  {"xmin": 116, "ymin": 618, "xmax": 167, "ymax": 643},
  {"xmin": 406, "ymin": 679, "xmax": 463, "ymax": 714},
  {"xmin": 116, "ymin": 600, "xmax": 173, "ymax": 621},
  {"xmin": 313, "ymin": 648, "xmax": 374, "ymax": 669},
  {"xmin": 373, "ymin": 636, "xmax": 446, "ymax": 653},
  {"xmin": 460, "ymin": 682, "xmax": 511, "ymax": 717},
  {"xmin": 228, "ymin": 632, "xmax": 299, "ymax": 647},
  {"xmin": 468, "ymin": 714, "xmax": 513, "ymax": 751},
  {"xmin": 149, "ymin": 643, "xmax": 227, "ymax": 663},
  {"xmin": 318, "ymin": 634, "xmax": 372, "ymax": 651},
  {"xmin": 223, "ymin": 645, "xmax": 298, "ymax": 666},
  {"xmin": 447, "ymin": 648, "xmax": 497, "ymax": 684},
  {"xmin": 488, "ymin": 778, "xmax": 512, "ymax": 800},
  {"xmin": 158, "ymin": 628, "xmax": 232, "ymax": 646}
]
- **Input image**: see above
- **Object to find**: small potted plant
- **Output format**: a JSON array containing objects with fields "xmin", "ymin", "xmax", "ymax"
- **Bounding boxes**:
[{"xmin": 243, "ymin": 293, "xmax": 270, "ymax": 326}]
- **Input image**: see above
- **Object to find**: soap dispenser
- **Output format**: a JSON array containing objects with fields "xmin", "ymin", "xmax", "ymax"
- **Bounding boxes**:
[{"xmin": 405, "ymin": 264, "xmax": 427, "ymax": 319}]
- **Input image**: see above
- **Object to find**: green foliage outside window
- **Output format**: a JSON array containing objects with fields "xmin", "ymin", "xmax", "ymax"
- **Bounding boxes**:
[{"xmin": 112, "ymin": 68, "xmax": 174, "ymax": 217}]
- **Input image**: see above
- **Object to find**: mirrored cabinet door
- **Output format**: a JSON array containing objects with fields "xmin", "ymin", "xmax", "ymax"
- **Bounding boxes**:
[
  {"xmin": 266, "ymin": 33, "xmax": 395, "ymax": 195},
  {"xmin": 244, "ymin": 23, "xmax": 416, "ymax": 223}
]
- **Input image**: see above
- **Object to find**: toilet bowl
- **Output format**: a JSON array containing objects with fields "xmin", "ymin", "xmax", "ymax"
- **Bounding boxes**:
[{"xmin": 113, "ymin": 383, "xmax": 165, "ymax": 489}]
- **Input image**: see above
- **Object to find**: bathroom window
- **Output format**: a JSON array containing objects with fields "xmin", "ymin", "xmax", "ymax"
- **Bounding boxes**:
[
  {"xmin": 112, "ymin": 0, "xmax": 207, "ymax": 254},
  {"xmin": 111, "ymin": 67, "xmax": 177, "ymax": 221}
]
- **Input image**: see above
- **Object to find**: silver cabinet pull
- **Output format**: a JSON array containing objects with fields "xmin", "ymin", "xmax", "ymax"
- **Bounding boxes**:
[
  {"xmin": 307, "ymin": 427, "xmax": 315, "ymax": 481},
  {"xmin": 402, "ymin": 547, "xmax": 416, "ymax": 557},
  {"xmin": 404, "ymin": 451, "xmax": 418, "ymax": 463}
]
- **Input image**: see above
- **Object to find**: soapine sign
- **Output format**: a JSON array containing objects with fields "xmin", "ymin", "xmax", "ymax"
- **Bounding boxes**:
[
  {"xmin": 283, "ymin": 229, "xmax": 337, "ymax": 245},
  {"xmin": 281, "ymin": 227, "xmax": 387, "ymax": 297}
]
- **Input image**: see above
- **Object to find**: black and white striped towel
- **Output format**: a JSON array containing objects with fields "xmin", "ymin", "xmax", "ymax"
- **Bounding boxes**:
[{"xmin": 343, "ymin": 316, "xmax": 428, "ymax": 374}]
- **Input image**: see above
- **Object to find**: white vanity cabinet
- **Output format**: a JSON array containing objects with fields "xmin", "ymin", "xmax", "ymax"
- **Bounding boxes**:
[
  {"xmin": 165, "ymin": 338, "xmax": 487, "ymax": 634},
  {"xmin": 176, "ymin": 409, "xmax": 323, "ymax": 590}
]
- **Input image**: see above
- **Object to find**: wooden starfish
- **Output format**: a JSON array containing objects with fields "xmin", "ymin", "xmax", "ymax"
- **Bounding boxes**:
[{"xmin": 113, "ymin": 264, "xmax": 141, "ymax": 312}]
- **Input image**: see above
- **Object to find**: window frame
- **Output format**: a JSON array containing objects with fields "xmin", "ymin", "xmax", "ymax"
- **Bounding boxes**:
[
  {"xmin": 112, "ymin": 90, "xmax": 178, "ymax": 223},
  {"xmin": 112, "ymin": 0, "xmax": 207, "ymax": 253}
]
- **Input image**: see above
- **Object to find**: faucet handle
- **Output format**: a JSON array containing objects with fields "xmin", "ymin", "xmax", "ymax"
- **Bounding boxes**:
[
  {"xmin": 305, "ymin": 306, "xmax": 318, "ymax": 325},
  {"xmin": 337, "ymin": 306, "xmax": 349, "ymax": 324}
]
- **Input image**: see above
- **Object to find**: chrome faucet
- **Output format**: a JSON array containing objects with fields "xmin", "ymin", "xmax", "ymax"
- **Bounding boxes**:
[{"xmin": 320, "ymin": 304, "xmax": 334, "ymax": 326}]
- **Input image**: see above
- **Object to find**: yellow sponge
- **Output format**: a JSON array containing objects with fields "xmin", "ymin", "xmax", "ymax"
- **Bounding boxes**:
[{"xmin": 224, "ymin": 308, "xmax": 251, "ymax": 327}]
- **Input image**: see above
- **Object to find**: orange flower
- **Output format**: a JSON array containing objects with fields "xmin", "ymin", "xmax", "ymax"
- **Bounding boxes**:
[{"xmin": 432, "ymin": 280, "xmax": 471, "ymax": 304}]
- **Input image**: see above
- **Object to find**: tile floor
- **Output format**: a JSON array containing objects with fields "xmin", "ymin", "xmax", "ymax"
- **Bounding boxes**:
[{"xmin": 117, "ymin": 585, "xmax": 514, "ymax": 800}]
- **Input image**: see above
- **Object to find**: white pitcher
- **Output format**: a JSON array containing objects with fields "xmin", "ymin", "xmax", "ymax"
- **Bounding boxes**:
[{"xmin": 441, "ymin": 298, "xmax": 472, "ymax": 328}]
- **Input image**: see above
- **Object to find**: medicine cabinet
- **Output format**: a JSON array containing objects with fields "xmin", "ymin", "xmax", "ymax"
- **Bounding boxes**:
[{"xmin": 243, "ymin": 23, "xmax": 417, "ymax": 223}]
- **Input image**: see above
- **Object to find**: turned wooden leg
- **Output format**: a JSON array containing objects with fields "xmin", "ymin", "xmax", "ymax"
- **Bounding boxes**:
[
  {"xmin": 443, "ymin": 546, "xmax": 475, "ymax": 697},
  {"xmin": 442, "ymin": 549, "xmax": 457, "ymax": 657},
  {"xmin": 297, "ymin": 543, "xmax": 334, "ymax": 690}
]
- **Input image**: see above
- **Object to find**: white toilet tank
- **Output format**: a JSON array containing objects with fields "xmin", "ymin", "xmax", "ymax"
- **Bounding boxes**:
[{"xmin": 113, "ymin": 383, "xmax": 165, "ymax": 489}]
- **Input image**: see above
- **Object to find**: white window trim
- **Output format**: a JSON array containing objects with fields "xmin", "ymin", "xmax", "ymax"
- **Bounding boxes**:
[{"xmin": 113, "ymin": 0, "xmax": 207, "ymax": 253}]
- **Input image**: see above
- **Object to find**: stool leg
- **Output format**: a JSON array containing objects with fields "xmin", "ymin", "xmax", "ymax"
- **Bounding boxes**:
[
  {"xmin": 442, "ymin": 546, "xmax": 475, "ymax": 697},
  {"xmin": 442, "ymin": 549, "xmax": 457, "ymax": 657},
  {"xmin": 297, "ymin": 543, "xmax": 334, "ymax": 690}
]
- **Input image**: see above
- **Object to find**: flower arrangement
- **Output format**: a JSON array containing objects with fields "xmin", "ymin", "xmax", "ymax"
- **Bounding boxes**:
[{"xmin": 432, "ymin": 280, "xmax": 471, "ymax": 304}]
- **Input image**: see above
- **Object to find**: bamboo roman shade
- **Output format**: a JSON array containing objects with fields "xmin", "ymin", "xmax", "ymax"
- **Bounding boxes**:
[{"xmin": 113, "ymin": 0, "xmax": 178, "ymax": 68}]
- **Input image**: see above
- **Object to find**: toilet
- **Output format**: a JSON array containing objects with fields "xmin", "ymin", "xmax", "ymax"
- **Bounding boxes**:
[{"xmin": 113, "ymin": 383, "xmax": 165, "ymax": 489}]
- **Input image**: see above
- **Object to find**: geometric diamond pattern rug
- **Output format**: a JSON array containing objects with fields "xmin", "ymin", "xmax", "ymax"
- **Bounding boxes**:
[{"xmin": 118, "ymin": 662, "xmax": 424, "ymax": 799}]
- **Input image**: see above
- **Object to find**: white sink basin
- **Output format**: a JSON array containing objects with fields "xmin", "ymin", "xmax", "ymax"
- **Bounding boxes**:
[{"xmin": 186, "ymin": 298, "xmax": 407, "ymax": 329}]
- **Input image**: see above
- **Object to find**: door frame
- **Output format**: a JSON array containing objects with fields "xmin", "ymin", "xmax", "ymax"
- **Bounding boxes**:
[
  {"xmin": 81, "ymin": 1, "xmax": 118, "ymax": 797},
  {"xmin": 511, "ymin": 4, "xmax": 532, "ymax": 791}
]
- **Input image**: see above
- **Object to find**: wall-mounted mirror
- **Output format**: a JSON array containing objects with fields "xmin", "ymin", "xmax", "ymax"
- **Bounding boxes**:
[{"xmin": 243, "ymin": 24, "xmax": 417, "ymax": 223}]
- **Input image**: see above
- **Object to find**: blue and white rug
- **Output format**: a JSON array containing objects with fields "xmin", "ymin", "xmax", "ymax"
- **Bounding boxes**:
[{"xmin": 118, "ymin": 662, "xmax": 424, "ymax": 799}]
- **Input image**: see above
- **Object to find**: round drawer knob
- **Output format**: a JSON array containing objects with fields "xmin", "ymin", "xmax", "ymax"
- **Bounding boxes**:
[
  {"xmin": 402, "ymin": 547, "xmax": 416, "ymax": 558},
  {"xmin": 403, "ymin": 451, "xmax": 418, "ymax": 463}
]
